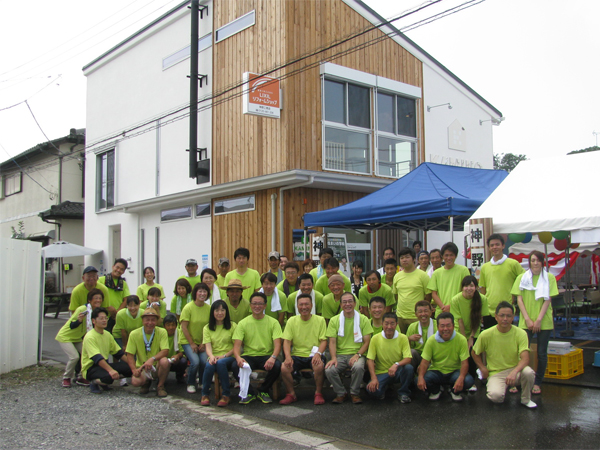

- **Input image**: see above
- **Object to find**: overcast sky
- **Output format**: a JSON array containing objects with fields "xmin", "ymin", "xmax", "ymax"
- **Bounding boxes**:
[{"xmin": 1, "ymin": 0, "xmax": 598, "ymax": 165}]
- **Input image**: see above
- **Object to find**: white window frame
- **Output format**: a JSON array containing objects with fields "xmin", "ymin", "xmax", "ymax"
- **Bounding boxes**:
[
  {"xmin": 160, "ymin": 206, "xmax": 193, "ymax": 223},
  {"xmin": 3, "ymin": 172, "xmax": 23, "ymax": 197},
  {"xmin": 215, "ymin": 10, "xmax": 255, "ymax": 43},
  {"xmin": 96, "ymin": 149, "xmax": 115, "ymax": 212},
  {"xmin": 162, "ymin": 33, "xmax": 212, "ymax": 70},
  {"xmin": 195, "ymin": 202, "xmax": 211, "ymax": 218},
  {"xmin": 214, "ymin": 195, "xmax": 255, "ymax": 216}
]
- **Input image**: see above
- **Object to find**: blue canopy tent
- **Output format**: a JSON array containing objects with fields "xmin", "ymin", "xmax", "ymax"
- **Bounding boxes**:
[{"xmin": 303, "ymin": 163, "xmax": 508, "ymax": 232}]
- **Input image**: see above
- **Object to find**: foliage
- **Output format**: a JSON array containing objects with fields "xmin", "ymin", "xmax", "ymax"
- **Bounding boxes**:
[
  {"xmin": 493, "ymin": 153, "xmax": 527, "ymax": 172},
  {"xmin": 567, "ymin": 146, "xmax": 600, "ymax": 155},
  {"xmin": 10, "ymin": 220, "xmax": 25, "ymax": 239}
]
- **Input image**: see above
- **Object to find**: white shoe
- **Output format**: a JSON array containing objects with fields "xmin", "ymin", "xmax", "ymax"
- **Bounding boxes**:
[
  {"xmin": 451, "ymin": 392, "xmax": 463, "ymax": 402},
  {"xmin": 120, "ymin": 378, "xmax": 128, "ymax": 386},
  {"xmin": 521, "ymin": 400, "xmax": 537, "ymax": 409},
  {"xmin": 468, "ymin": 385, "xmax": 478, "ymax": 393},
  {"xmin": 187, "ymin": 385, "xmax": 197, "ymax": 394},
  {"xmin": 476, "ymin": 369, "xmax": 483, "ymax": 380},
  {"xmin": 429, "ymin": 391, "xmax": 441, "ymax": 401}
]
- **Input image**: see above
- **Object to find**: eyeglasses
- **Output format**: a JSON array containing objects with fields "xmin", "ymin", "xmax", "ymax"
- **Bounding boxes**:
[
  {"xmin": 497, "ymin": 314, "xmax": 513, "ymax": 319},
  {"xmin": 250, "ymin": 302, "xmax": 265, "ymax": 306}
]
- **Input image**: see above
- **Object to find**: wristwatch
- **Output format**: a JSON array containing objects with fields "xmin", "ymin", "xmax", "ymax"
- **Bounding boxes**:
[
  {"xmin": 270, "ymin": 355, "xmax": 277, "ymax": 359},
  {"xmin": 356, "ymin": 353, "xmax": 362, "ymax": 358},
  {"xmin": 394, "ymin": 362, "xmax": 400, "ymax": 366}
]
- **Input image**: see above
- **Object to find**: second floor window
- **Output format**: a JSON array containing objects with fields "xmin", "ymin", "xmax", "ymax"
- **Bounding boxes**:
[{"xmin": 96, "ymin": 150, "xmax": 114, "ymax": 211}]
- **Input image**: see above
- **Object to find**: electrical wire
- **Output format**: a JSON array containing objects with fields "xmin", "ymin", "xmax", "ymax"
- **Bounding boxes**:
[
  {"xmin": 0, "ymin": 141, "xmax": 56, "ymax": 196},
  {"xmin": 0, "ymin": 75, "xmax": 62, "ymax": 112}
]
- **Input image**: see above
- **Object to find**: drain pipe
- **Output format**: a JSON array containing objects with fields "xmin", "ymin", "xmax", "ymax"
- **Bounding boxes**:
[
  {"xmin": 270, "ymin": 193, "xmax": 277, "ymax": 251},
  {"xmin": 279, "ymin": 176, "xmax": 314, "ymax": 253}
]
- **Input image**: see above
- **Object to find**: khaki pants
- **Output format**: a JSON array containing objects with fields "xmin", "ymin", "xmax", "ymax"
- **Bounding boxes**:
[
  {"xmin": 325, "ymin": 354, "xmax": 366, "ymax": 396},
  {"xmin": 397, "ymin": 317, "xmax": 418, "ymax": 335},
  {"xmin": 486, "ymin": 366, "xmax": 535, "ymax": 404},
  {"xmin": 59, "ymin": 342, "xmax": 82, "ymax": 379}
]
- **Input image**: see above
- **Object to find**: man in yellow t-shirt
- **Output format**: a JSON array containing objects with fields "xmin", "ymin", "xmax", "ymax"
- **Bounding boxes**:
[
  {"xmin": 427, "ymin": 242, "xmax": 470, "ymax": 317},
  {"xmin": 233, "ymin": 292, "xmax": 283, "ymax": 405},
  {"xmin": 224, "ymin": 247, "xmax": 261, "ymax": 300},
  {"xmin": 417, "ymin": 311, "xmax": 474, "ymax": 402},
  {"xmin": 366, "ymin": 313, "xmax": 413, "ymax": 403},
  {"xmin": 279, "ymin": 293, "xmax": 328, "ymax": 406},
  {"xmin": 215, "ymin": 257, "xmax": 230, "ymax": 288},
  {"xmin": 472, "ymin": 301, "xmax": 537, "ymax": 409},
  {"xmin": 68, "ymin": 266, "xmax": 110, "ymax": 313}
]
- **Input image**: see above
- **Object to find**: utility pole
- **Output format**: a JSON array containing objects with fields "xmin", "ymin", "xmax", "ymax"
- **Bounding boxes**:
[{"xmin": 188, "ymin": 0, "xmax": 199, "ymax": 178}]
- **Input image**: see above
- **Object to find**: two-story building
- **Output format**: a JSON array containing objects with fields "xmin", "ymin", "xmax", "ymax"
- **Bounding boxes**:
[{"xmin": 82, "ymin": 0, "xmax": 501, "ymax": 289}]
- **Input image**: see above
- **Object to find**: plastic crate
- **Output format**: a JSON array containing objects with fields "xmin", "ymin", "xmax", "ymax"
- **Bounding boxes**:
[{"xmin": 545, "ymin": 348, "xmax": 584, "ymax": 379}]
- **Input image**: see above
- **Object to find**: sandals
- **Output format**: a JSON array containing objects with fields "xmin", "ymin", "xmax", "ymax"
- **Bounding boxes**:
[
  {"xmin": 531, "ymin": 385, "xmax": 542, "ymax": 395},
  {"xmin": 508, "ymin": 387, "xmax": 519, "ymax": 394}
]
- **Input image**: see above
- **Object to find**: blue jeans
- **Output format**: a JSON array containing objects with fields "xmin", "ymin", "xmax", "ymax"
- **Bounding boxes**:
[
  {"xmin": 369, "ymin": 364, "xmax": 414, "ymax": 398},
  {"xmin": 526, "ymin": 329, "xmax": 552, "ymax": 385},
  {"xmin": 202, "ymin": 356, "xmax": 237, "ymax": 397},
  {"xmin": 182, "ymin": 344, "xmax": 208, "ymax": 387},
  {"xmin": 424, "ymin": 369, "xmax": 474, "ymax": 394}
]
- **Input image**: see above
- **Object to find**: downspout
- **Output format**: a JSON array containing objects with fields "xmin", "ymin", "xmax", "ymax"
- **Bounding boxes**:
[
  {"xmin": 271, "ymin": 194, "xmax": 277, "ymax": 252},
  {"xmin": 279, "ymin": 176, "xmax": 314, "ymax": 253}
]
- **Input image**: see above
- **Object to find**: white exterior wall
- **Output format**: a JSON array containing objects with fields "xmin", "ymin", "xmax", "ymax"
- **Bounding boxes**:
[
  {"xmin": 422, "ymin": 64, "xmax": 497, "ymax": 170},
  {"xmin": 84, "ymin": 3, "xmax": 213, "ymax": 283}
]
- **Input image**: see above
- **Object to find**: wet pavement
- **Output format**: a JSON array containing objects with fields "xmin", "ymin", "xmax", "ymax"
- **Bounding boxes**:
[{"xmin": 42, "ymin": 314, "xmax": 600, "ymax": 449}]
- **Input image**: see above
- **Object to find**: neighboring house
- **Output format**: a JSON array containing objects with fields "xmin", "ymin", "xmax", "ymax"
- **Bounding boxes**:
[
  {"xmin": 0, "ymin": 128, "xmax": 86, "ymax": 292},
  {"xmin": 82, "ymin": 0, "xmax": 502, "ymax": 290}
]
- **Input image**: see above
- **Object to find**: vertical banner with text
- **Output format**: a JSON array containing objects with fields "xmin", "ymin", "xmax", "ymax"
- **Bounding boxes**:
[{"xmin": 242, "ymin": 72, "xmax": 281, "ymax": 118}]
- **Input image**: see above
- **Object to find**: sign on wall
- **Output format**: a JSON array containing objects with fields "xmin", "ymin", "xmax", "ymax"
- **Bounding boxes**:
[{"xmin": 242, "ymin": 72, "xmax": 281, "ymax": 118}]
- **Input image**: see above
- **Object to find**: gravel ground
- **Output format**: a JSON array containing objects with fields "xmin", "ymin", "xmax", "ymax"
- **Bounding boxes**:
[{"xmin": 0, "ymin": 364, "xmax": 314, "ymax": 450}]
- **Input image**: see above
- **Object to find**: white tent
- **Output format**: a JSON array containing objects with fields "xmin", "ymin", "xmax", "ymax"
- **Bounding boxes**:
[{"xmin": 470, "ymin": 152, "xmax": 600, "ymax": 242}]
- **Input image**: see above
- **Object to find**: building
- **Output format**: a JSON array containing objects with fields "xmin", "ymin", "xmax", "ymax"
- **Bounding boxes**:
[
  {"xmin": 82, "ymin": 0, "xmax": 502, "ymax": 290},
  {"xmin": 0, "ymin": 128, "xmax": 86, "ymax": 292}
]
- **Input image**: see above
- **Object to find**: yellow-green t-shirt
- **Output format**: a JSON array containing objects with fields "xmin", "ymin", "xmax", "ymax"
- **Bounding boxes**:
[
  {"xmin": 286, "ymin": 291, "xmax": 324, "ymax": 316},
  {"xmin": 421, "ymin": 333, "xmax": 469, "ymax": 374},
  {"xmin": 473, "ymin": 325, "xmax": 530, "ymax": 376},
  {"xmin": 511, "ymin": 272, "xmax": 558, "ymax": 330},
  {"xmin": 232, "ymin": 315, "xmax": 283, "ymax": 357},
  {"xmin": 406, "ymin": 320, "xmax": 437, "ymax": 353},
  {"xmin": 479, "ymin": 258, "xmax": 524, "ymax": 311},
  {"xmin": 178, "ymin": 274, "xmax": 201, "ymax": 290},
  {"xmin": 282, "ymin": 315, "xmax": 327, "ymax": 357},
  {"xmin": 55, "ymin": 305, "xmax": 88, "ymax": 343},
  {"xmin": 322, "ymin": 293, "xmax": 359, "ymax": 320},
  {"xmin": 225, "ymin": 298, "xmax": 251, "ymax": 324},
  {"xmin": 277, "ymin": 280, "xmax": 298, "ymax": 297},
  {"xmin": 125, "ymin": 326, "xmax": 169, "ymax": 367},
  {"xmin": 326, "ymin": 313, "xmax": 373, "ymax": 355},
  {"xmin": 170, "ymin": 294, "xmax": 192, "ymax": 315},
  {"xmin": 98, "ymin": 276, "xmax": 131, "ymax": 310},
  {"xmin": 393, "ymin": 269, "xmax": 431, "ymax": 319},
  {"xmin": 358, "ymin": 283, "xmax": 395, "ymax": 308},
  {"xmin": 262, "ymin": 289, "xmax": 287, "ymax": 321},
  {"xmin": 136, "ymin": 283, "xmax": 166, "ymax": 303},
  {"xmin": 112, "ymin": 308, "xmax": 143, "ymax": 339},
  {"xmin": 140, "ymin": 300, "xmax": 168, "ymax": 319},
  {"xmin": 216, "ymin": 274, "xmax": 227, "ymax": 288},
  {"xmin": 179, "ymin": 301, "xmax": 211, "ymax": 345},
  {"xmin": 367, "ymin": 331, "xmax": 412, "ymax": 375},
  {"xmin": 427, "ymin": 265, "xmax": 471, "ymax": 317},
  {"xmin": 81, "ymin": 328, "xmax": 122, "ymax": 379},
  {"xmin": 224, "ymin": 269, "xmax": 261, "ymax": 300},
  {"xmin": 168, "ymin": 332, "xmax": 183, "ymax": 357},
  {"xmin": 68, "ymin": 282, "xmax": 110, "ymax": 311},
  {"xmin": 203, "ymin": 323, "xmax": 237, "ymax": 356},
  {"xmin": 314, "ymin": 273, "xmax": 352, "ymax": 297},
  {"xmin": 450, "ymin": 292, "xmax": 489, "ymax": 338}
]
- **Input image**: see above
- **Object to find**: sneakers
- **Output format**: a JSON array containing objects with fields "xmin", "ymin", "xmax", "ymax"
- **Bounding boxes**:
[
  {"xmin": 521, "ymin": 400, "xmax": 538, "ymax": 409},
  {"xmin": 157, "ymin": 386, "xmax": 168, "ymax": 398},
  {"xmin": 140, "ymin": 381, "xmax": 152, "ymax": 395},
  {"xmin": 450, "ymin": 391, "xmax": 463, "ymax": 402},
  {"xmin": 399, "ymin": 395, "xmax": 411, "ymax": 404},
  {"xmin": 62, "ymin": 378, "xmax": 71, "ymax": 388},
  {"xmin": 90, "ymin": 382, "xmax": 102, "ymax": 394},
  {"xmin": 314, "ymin": 392, "xmax": 325, "ymax": 405},
  {"xmin": 239, "ymin": 394, "xmax": 255, "ymax": 404},
  {"xmin": 75, "ymin": 378, "xmax": 90, "ymax": 387},
  {"xmin": 100, "ymin": 384, "xmax": 112, "ymax": 392},
  {"xmin": 468, "ymin": 385, "xmax": 478, "ymax": 393},
  {"xmin": 217, "ymin": 396, "xmax": 230, "ymax": 407},
  {"xmin": 332, "ymin": 394, "xmax": 347, "ymax": 404},
  {"xmin": 350, "ymin": 394, "xmax": 363, "ymax": 404},
  {"xmin": 428, "ymin": 391, "xmax": 441, "ymax": 401},
  {"xmin": 279, "ymin": 394, "xmax": 297, "ymax": 405},
  {"xmin": 200, "ymin": 396, "xmax": 211, "ymax": 406},
  {"xmin": 120, "ymin": 378, "xmax": 128, "ymax": 387},
  {"xmin": 257, "ymin": 391, "xmax": 273, "ymax": 404},
  {"xmin": 186, "ymin": 385, "xmax": 197, "ymax": 394}
]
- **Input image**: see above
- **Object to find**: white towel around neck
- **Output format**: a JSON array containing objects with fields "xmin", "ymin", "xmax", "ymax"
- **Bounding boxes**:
[
  {"xmin": 519, "ymin": 269, "xmax": 550, "ymax": 301},
  {"xmin": 294, "ymin": 290, "xmax": 316, "ymax": 315},
  {"xmin": 418, "ymin": 318, "xmax": 434, "ymax": 345},
  {"xmin": 259, "ymin": 288, "xmax": 282, "ymax": 312},
  {"xmin": 491, "ymin": 254, "xmax": 508, "ymax": 265},
  {"xmin": 381, "ymin": 330, "xmax": 399, "ymax": 340},
  {"xmin": 338, "ymin": 310, "xmax": 362, "ymax": 343},
  {"xmin": 210, "ymin": 286, "xmax": 221, "ymax": 304},
  {"xmin": 85, "ymin": 303, "xmax": 93, "ymax": 331}
]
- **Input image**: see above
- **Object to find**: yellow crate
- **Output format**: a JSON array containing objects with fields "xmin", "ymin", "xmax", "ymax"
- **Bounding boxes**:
[{"xmin": 545, "ymin": 348, "xmax": 584, "ymax": 379}]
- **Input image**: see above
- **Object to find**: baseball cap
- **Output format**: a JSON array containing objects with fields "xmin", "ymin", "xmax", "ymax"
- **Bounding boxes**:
[
  {"xmin": 268, "ymin": 251, "xmax": 280, "ymax": 259},
  {"xmin": 82, "ymin": 266, "xmax": 98, "ymax": 274},
  {"xmin": 185, "ymin": 259, "xmax": 198, "ymax": 265},
  {"xmin": 219, "ymin": 257, "xmax": 230, "ymax": 265}
]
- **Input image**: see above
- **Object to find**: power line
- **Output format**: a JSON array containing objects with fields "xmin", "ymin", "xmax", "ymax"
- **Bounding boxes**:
[
  {"xmin": 0, "ymin": 74, "xmax": 62, "ymax": 112},
  {"xmin": 24, "ymin": 100, "xmax": 72, "ymax": 157},
  {"xmin": 401, "ymin": 0, "xmax": 487, "ymax": 33},
  {"xmin": 0, "ymin": 141, "xmax": 56, "ymax": 196}
]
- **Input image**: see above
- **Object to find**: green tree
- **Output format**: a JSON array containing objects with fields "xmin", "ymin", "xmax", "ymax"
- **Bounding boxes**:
[
  {"xmin": 567, "ymin": 145, "xmax": 600, "ymax": 155},
  {"xmin": 493, "ymin": 153, "xmax": 527, "ymax": 172}
]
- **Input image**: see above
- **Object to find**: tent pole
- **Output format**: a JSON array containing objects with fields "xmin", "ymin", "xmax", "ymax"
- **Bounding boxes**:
[
  {"xmin": 450, "ymin": 216, "xmax": 454, "ymax": 243},
  {"xmin": 304, "ymin": 228, "xmax": 307, "ymax": 261}
]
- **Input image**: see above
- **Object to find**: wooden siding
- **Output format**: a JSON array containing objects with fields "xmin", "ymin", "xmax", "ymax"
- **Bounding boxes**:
[
  {"xmin": 212, "ymin": 0, "xmax": 424, "ymax": 185},
  {"xmin": 212, "ymin": 186, "xmax": 365, "ymax": 273}
]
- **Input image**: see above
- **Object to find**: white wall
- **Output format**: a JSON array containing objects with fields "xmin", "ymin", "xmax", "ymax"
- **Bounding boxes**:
[
  {"xmin": 422, "ymin": 64, "xmax": 497, "ymax": 170},
  {"xmin": 0, "ymin": 238, "xmax": 42, "ymax": 373}
]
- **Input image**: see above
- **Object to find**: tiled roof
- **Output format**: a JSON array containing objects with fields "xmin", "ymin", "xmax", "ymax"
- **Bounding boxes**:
[{"xmin": 39, "ymin": 201, "xmax": 84, "ymax": 220}]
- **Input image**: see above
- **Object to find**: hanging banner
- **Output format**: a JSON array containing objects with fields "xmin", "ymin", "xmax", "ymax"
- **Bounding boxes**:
[{"xmin": 242, "ymin": 72, "xmax": 281, "ymax": 118}]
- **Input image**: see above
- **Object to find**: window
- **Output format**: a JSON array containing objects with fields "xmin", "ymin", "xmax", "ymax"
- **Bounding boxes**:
[
  {"xmin": 96, "ymin": 150, "xmax": 114, "ymax": 211},
  {"xmin": 195, "ymin": 202, "xmax": 211, "ymax": 217},
  {"xmin": 3, "ymin": 172, "xmax": 22, "ymax": 196},
  {"xmin": 162, "ymin": 33, "xmax": 212, "ymax": 70},
  {"xmin": 214, "ymin": 195, "xmax": 255, "ymax": 215},
  {"xmin": 161, "ymin": 206, "xmax": 192, "ymax": 222},
  {"xmin": 323, "ymin": 80, "xmax": 372, "ymax": 174},
  {"xmin": 215, "ymin": 10, "xmax": 255, "ymax": 43}
]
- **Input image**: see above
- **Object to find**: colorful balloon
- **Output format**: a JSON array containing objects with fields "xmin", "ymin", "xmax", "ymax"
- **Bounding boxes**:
[
  {"xmin": 508, "ymin": 233, "xmax": 526, "ymax": 243},
  {"xmin": 522, "ymin": 232, "xmax": 533, "ymax": 244},
  {"xmin": 554, "ymin": 239, "xmax": 568, "ymax": 251},
  {"xmin": 538, "ymin": 232, "xmax": 552, "ymax": 244},
  {"xmin": 570, "ymin": 243, "xmax": 580, "ymax": 249},
  {"xmin": 552, "ymin": 230, "xmax": 569, "ymax": 240}
]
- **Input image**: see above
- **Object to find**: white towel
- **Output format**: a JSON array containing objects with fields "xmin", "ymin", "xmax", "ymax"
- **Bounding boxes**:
[
  {"xmin": 491, "ymin": 254, "xmax": 508, "ymax": 265},
  {"xmin": 259, "ymin": 288, "xmax": 282, "ymax": 312},
  {"xmin": 519, "ymin": 269, "xmax": 550, "ymax": 300},
  {"xmin": 86, "ymin": 303, "xmax": 93, "ymax": 332},
  {"xmin": 418, "ymin": 318, "xmax": 434, "ymax": 345},
  {"xmin": 381, "ymin": 330, "xmax": 399, "ymax": 340},
  {"xmin": 426, "ymin": 265, "xmax": 435, "ymax": 277},
  {"xmin": 238, "ymin": 362, "xmax": 252, "ymax": 399},
  {"xmin": 338, "ymin": 310, "xmax": 362, "ymax": 343},
  {"xmin": 210, "ymin": 286, "xmax": 221, "ymax": 304},
  {"xmin": 435, "ymin": 330, "xmax": 456, "ymax": 343},
  {"xmin": 294, "ymin": 290, "xmax": 316, "ymax": 315}
]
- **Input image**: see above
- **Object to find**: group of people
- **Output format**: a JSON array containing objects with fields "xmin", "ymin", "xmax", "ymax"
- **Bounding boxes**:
[{"xmin": 55, "ymin": 233, "xmax": 557, "ymax": 409}]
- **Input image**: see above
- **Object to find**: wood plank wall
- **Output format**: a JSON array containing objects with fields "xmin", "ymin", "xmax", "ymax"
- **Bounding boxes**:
[
  {"xmin": 212, "ymin": 0, "xmax": 424, "ymax": 184},
  {"xmin": 212, "ymin": 186, "xmax": 364, "ymax": 273}
]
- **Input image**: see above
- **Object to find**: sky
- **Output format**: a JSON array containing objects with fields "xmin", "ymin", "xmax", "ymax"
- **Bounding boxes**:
[{"xmin": 1, "ymin": 0, "xmax": 599, "ymax": 165}]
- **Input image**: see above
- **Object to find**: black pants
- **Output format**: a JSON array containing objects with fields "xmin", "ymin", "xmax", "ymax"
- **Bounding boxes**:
[
  {"xmin": 87, "ymin": 360, "xmax": 132, "ymax": 385},
  {"xmin": 238, "ymin": 355, "xmax": 281, "ymax": 395},
  {"xmin": 169, "ymin": 357, "xmax": 188, "ymax": 378}
]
